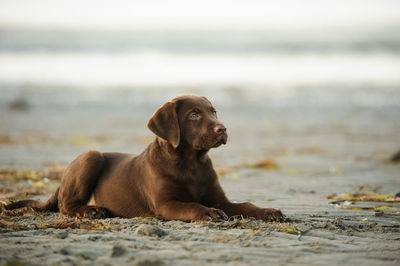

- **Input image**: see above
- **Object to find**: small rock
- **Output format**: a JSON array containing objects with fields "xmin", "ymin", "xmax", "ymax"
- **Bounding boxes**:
[
  {"xmin": 45, "ymin": 228, "xmax": 56, "ymax": 234},
  {"xmin": 217, "ymin": 254, "xmax": 230, "ymax": 262},
  {"xmin": 56, "ymin": 230, "xmax": 69, "ymax": 239},
  {"xmin": 75, "ymin": 251, "xmax": 99, "ymax": 260},
  {"xmin": 229, "ymin": 255, "xmax": 243, "ymax": 261},
  {"xmin": 111, "ymin": 245, "xmax": 127, "ymax": 257},
  {"xmin": 133, "ymin": 258, "xmax": 164, "ymax": 266},
  {"xmin": 134, "ymin": 224, "xmax": 167, "ymax": 237},
  {"xmin": 296, "ymin": 224, "xmax": 312, "ymax": 234},
  {"xmin": 60, "ymin": 247, "xmax": 72, "ymax": 255},
  {"xmin": 88, "ymin": 235, "xmax": 102, "ymax": 241}
]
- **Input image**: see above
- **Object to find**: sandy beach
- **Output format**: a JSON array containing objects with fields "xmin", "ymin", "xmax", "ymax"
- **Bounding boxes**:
[
  {"xmin": 1, "ymin": 87, "xmax": 399, "ymax": 265},
  {"xmin": 1, "ymin": 1, "xmax": 400, "ymax": 264}
]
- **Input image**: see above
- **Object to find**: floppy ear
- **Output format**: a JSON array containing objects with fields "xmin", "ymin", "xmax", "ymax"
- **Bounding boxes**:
[{"xmin": 147, "ymin": 101, "xmax": 180, "ymax": 148}]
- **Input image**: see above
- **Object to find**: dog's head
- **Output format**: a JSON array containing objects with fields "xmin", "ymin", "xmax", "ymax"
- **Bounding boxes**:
[{"xmin": 148, "ymin": 95, "xmax": 228, "ymax": 150}]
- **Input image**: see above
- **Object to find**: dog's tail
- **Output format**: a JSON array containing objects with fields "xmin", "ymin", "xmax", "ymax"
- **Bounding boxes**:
[{"xmin": 4, "ymin": 187, "xmax": 60, "ymax": 212}]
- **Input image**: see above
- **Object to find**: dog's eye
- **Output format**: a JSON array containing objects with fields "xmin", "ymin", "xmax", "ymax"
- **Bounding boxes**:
[
  {"xmin": 212, "ymin": 110, "xmax": 217, "ymax": 116},
  {"xmin": 189, "ymin": 112, "xmax": 200, "ymax": 120}
]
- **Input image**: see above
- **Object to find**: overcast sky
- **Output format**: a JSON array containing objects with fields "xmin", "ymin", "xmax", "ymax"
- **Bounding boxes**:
[{"xmin": 0, "ymin": 0, "xmax": 399, "ymax": 30}]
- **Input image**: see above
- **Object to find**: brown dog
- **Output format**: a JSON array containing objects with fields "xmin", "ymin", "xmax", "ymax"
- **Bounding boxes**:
[{"xmin": 6, "ymin": 95, "xmax": 284, "ymax": 222}]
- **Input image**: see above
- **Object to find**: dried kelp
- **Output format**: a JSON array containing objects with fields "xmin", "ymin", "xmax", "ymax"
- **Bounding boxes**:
[{"xmin": 328, "ymin": 192, "xmax": 400, "ymax": 203}]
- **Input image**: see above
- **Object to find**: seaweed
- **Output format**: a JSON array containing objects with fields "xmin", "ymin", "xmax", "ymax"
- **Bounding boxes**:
[{"xmin": 327, "ymin": 192, "xmax": 400, "ymax": 203}]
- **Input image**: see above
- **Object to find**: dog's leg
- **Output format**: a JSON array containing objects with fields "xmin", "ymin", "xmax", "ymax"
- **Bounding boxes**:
[
  {"xmin": 58, "ymin": 150, "xmax": 112, "ymax": 219},
  {"xmin": 217, "ymin": 202, "xmax": 284, "ymax": 222},
  {"xmin": 205, "ymin": 180, "xmax": 284, "ymax": 222},
  {"xmin": 156, "ymin": 201, "xmax": 228, "ymax": 222}
]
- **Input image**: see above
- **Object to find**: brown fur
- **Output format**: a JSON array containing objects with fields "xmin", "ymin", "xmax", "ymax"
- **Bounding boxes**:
[{"xmin": 5, "ymin": 95, "xmax": 284, "ymax": 222}]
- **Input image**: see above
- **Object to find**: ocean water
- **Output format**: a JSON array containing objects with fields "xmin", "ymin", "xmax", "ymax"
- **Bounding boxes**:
[{"xmin": 1, "ymin": 1, "xmax": 400, "ymax": 108}]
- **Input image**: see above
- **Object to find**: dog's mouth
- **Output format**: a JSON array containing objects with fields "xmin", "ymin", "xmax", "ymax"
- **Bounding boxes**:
[
  {"xmin": 193, "ymin": 132, "xmax": 228, "ymax": 150},
  {"xmin": 212, "ymin": 134, "xmax": 227, "ymax": 148},
  {"xmin": 212, "ymin": 140, "xmax": 223, "ymax": 148}
]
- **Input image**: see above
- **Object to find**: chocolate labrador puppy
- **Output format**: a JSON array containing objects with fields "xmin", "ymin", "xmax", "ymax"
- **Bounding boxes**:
[{"xmin": 6, "ymin": 95, "xmax": 284, "ymax": 222}]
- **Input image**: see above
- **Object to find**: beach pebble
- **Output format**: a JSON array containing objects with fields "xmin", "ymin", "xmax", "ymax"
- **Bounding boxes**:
[
  {"xmin": 56, "ymin": 230, "xmax": 69, "ymax": 239},
  {"xmin": 60, "ymin": 246, "xmax": 73, "ymax": 255},
  {"xmin": 132, "ymin": 258, "xmax": 164, "ymax": 266},
  {"xmin": 88, "ymin": 235, "xmax": 102, "ymax": 241},
  {"xmin": 45, "ymin": 228, "xmax": 56, "ymax": 234},
  {"xmin": 111, "ymin": 244, "xmax": 127, "ymax": 257},
  {"xmin": 75, "ymin": 250, "xmax": 99, "ymax": 260},
  {"xmin": 134, "ymin": 224, "xmax": 167, "ymax": 237}
]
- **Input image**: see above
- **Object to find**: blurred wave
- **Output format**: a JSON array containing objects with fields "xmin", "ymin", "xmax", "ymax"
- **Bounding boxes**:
[
  {"xmin": 1, "ymin": 26, "xmax": 400, "ymax": 108},
  {"xmin": 1, "ymin": 28, "xmax": 400, "ymax": 54}
]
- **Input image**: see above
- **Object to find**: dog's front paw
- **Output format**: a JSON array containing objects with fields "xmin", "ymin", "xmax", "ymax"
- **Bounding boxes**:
[
  {"xmin": 256, "ymin": 208, "xmax": 284, "ymax": 222},
  {"xmin": 82, "ymin": 206, "xmax": 111, "ymax": 219},
  {"xmin": 198, "ymin": 208, "xmax": 228, "ymax": 222}
]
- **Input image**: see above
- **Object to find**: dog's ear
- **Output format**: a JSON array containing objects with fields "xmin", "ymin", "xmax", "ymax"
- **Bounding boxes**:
[{"xmin": 147, "ymin": 101, "xmax": 180, "ymax": 148}]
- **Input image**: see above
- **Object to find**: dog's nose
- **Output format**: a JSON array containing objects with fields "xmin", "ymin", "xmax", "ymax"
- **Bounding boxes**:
[{"xmin": 214, "ymin": 124, "xmax": 226, "ymax": 134}]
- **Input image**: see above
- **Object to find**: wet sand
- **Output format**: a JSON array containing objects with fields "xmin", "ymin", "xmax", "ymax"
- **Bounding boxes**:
[{"xmin": 1, "ymin": 89, "xmax": 399, "ymax": 265}]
